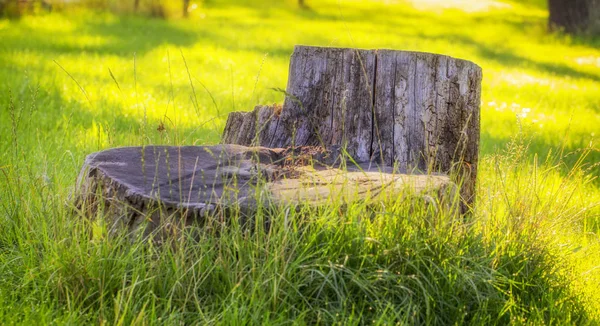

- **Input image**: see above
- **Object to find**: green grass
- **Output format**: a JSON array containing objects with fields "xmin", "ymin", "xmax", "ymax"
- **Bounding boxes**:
[{"xmin": 1, "ymin": 0, "xmax": 600, "ymax": 324}]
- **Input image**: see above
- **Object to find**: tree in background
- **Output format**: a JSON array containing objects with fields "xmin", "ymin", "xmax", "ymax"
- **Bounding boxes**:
[
  {"xmin": 548, "ymin": 0, "xmax": 600, "ymax": 35},
  {"xmin": 183, "ymin": 0, "xmax": 190, "ymax": 17},
  {"xmin": 0, "ymin": 0, "xmax": 52, "ymax": 18}
]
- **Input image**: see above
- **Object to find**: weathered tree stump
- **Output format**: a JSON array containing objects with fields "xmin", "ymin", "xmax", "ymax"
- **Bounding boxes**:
[
  {"xmin": 223, "ymin": 46, "xmax": 482, "ymax": 206},
  {"xmin": 75, "ymin": 145, "xmax": 455, "ymax": 239},
  {"xmin": 75, "ymin": 45, "xmax": 481, "ymax": 238}
]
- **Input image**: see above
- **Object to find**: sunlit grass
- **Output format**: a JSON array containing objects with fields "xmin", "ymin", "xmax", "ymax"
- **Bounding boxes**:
[
  {"xmin": 1, "ymin": 0, "xmax": 600, "ymax": 323},
  {"xmin": 405, "ymin": 0, "xmax": 513, "ymax": 13}
]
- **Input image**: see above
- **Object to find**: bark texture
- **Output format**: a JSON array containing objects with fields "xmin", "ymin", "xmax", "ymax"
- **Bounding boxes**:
[
  {"xmin": 223, "ymin": 46, "xmax": 482, "ymax": 206},
  {"xmin": 549, "ymin": 0, "xmax": 600, "ymax": 34}
]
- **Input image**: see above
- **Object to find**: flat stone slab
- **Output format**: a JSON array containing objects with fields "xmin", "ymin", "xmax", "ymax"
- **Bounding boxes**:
[{"xmin": 74, "ymin": 145, "xmax": 455, "ymax": 237}]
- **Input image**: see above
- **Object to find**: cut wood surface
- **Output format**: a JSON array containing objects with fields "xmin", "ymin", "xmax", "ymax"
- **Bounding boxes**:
[
  {"xmin": 75, "ymin": 145, "xmax": 455, "ymax": 237},
  {"xmin": 223, "ymin": 45, "xmax": 482, "ymax": 205}
]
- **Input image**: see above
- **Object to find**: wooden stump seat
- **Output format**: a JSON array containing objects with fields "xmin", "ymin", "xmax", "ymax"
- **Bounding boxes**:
[{"xmin": 74, "ymin": 45, "xmax": 482, "ymax": 238}]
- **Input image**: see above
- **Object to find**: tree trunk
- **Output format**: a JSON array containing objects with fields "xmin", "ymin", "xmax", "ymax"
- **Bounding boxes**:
[
  {"xmin": 183, "ymin": 0, "xmax": 190, "ymax": 17},
  {"xmin": 134, "ymin": 0, "xmax": 140, "ymax": 12},
  {"xmin": 222, "ymin": 46, "xmax": 482, "ymax": 208},
  {"xmin": 548, "ymin": 0, "xmax": 600, "ymax": 34}
]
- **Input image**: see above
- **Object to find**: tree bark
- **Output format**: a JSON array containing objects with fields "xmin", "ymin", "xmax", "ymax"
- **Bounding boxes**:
[
  {"xmin": 548, "ymin": 0, "xmax": 600, "ymax": 34},
  {"xmin": 222, "ymin": 46, "xmax": 482, "ymax": 208}
]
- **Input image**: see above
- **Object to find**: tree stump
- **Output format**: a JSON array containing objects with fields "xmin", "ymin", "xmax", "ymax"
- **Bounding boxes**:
[
  {"xmin": 75, "ymin": 45, "xmax": 481, "ymax": 239},
  {"xmin": 75, "ymin": 145, "xmax": 455, "ymax": 239},
  {"xmin": 223, "ymin": 45, "xmax": 482, "ymax": 206}
]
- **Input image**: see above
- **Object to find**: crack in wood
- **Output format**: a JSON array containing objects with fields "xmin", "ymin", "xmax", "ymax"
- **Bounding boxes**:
[
  {"xmin": 370, "ymin": 49, "xmax": 378, "ymax": 163},
  {"xmin": 221, "ymin": 45, "xmax": 482, "ymax": 208}
]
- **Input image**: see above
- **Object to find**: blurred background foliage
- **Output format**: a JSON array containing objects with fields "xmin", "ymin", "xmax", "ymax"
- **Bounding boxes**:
[
  {"xmin": 0, "ymin": 0, "xmax": 198, "ymax": 19},
  {"xmin": 2, "ymin": 0, "xmax": 598, "ymax": 37}
]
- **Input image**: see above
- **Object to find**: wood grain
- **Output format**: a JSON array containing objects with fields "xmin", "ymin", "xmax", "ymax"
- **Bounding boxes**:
[{"xmin": 223, "ymin": 45, "xmax": 482, "ymax": 207}]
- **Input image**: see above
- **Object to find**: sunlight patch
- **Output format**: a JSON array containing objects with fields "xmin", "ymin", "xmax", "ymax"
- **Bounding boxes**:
[
  {"xmin": 497, "ymin": 71, "xmax": 552, "ymax": 87},
  {"xmin": 402, "ymin": 0, "xmax": 512, "ymax": 13},
  {"xmin": 575, "ymin": 56, "xmax": 600, "ymax": 68},
  {"xmin": 0, "ymin": 20, "xmax": 9, "ymax": 31},
  {"xmin": 485, "ymin": 101, "xmax": 552, "ymax": 129}
]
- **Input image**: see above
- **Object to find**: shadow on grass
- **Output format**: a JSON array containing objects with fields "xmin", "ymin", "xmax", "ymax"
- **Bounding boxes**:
[
  {"xmin": 0, "ymin": 14, "xmax": 198, "ymax": 57},
  {"xmin": 205, "ymin": 2, "xmax": 599, "ymax": 83},
  {"xmin": 410, "ymin": 29, "xmax": 600, "ymax": 83}
]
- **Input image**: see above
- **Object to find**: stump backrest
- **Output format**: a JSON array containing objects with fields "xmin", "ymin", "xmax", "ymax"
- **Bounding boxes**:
[{"xmin": 222, "ymin": 45, "xmax": 482, "ymax": 204}]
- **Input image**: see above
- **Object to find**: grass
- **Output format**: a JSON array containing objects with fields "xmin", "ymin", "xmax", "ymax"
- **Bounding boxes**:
[{"xmin": 1, "ymin": 0, "xmax": 600, "ymax": 324}]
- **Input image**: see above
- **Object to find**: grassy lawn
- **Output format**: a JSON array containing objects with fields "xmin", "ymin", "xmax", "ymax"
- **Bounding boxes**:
[{"xmin": 1, "ymin": 0, "xmax": 600, "ymax": 324}]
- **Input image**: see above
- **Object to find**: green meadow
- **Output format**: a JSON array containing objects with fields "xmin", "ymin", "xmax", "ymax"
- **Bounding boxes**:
[{"xmin": 1, "ymin": 0, "xmax": 600, "ymax": 324}]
